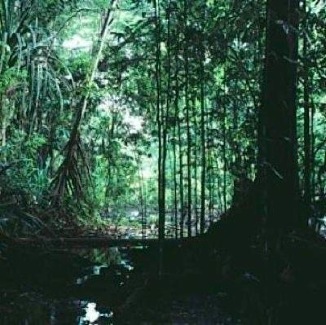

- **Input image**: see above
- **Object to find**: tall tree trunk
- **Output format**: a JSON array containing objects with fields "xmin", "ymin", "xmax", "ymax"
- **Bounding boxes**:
[
  {"xmin": 303, "ymin": 0, "xmax": 311, "ymax": 227},
  {"xmin": 310, "ymin": 99, "xmax": 315, "ymax": 210},
  {"xmin": 172, "ymin": 135, "xmax": 178, "ymax": 238},
  {"xmin": 222, "ymin": 88, "xmax": 227, "ymax": 213},
  {"xmin": 200, "ymin": 36, "xmax": 206, "ymax": 234},
  {"xmin": 259, "ymin": 0, "xmax": 300, "ymax": 245},
  {"xmin": 184, "ymin": 0, "xmax": 192, "ymax": 237},
  {"xmin": 192, "ymin": 96, "xmax": 199, "ymax": 235},
  {"xmin": 173, "ymin": 28, "xmax": 182, "ymax": 238},
  {"xmin": 164, "ymin": 1, "xmax": 172, "ymax": 237},
  {"xmin": 154, "ymin": 0, "xmax": 165, "ymax": 278},
  {"xmin": 177, "ymin": 107, "xmax": 185, "ymax": 238}
]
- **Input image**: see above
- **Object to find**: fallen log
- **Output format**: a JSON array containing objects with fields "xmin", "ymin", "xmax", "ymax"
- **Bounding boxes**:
[{"xmin": 12, "ymin": 236, "xmax": 200, "ymax": 248}]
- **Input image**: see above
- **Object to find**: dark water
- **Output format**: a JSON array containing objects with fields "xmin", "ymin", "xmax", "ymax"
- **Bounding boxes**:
[{"xmin": 0, "ymin": 247, "xmax": 136, "ymax": 324}]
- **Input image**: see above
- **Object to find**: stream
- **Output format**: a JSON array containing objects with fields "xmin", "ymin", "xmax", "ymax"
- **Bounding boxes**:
[
  {"xmin": 0, "ymin": 246, "xmax": 137, "ymax": 324},
  {"xmin": 0, "ymin": 245, "xmax": 243, "ymax": 324}
]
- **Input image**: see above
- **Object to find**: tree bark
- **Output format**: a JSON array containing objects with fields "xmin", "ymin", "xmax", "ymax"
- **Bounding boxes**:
[{"xmin": 259, "ymin": 0, "xmax": 300, "ymax": 241}]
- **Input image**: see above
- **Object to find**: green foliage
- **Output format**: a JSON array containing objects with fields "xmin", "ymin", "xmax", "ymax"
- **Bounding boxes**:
[
  {"xmin": 0, "ymin": 165, "xmax": 52, "ymax": 241},
  {"xmin": 0, "ymin": 0, "xmax": 324, "ymax": 234}
]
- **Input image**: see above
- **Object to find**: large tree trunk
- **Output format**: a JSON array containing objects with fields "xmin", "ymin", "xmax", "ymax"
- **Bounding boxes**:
[{"xmin": 259, "ymin": 0, "xmax": 300, "ymax": 242}]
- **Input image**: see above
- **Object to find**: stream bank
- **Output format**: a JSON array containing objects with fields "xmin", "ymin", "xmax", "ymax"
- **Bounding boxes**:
[{"xmin": 0, "ymin": 243, "xmax": 242, "ymax": 324}]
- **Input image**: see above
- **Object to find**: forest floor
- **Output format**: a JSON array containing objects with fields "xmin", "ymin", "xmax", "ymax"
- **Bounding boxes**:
[
  {"xmin": 2, "ymin": 190, "xmax": 326, "ymax": 324},
  {"xmin": 2, "ymin": 225, "xmax": 326, "ymax": 324},
  {"xmin": 131, "ymin": 292, "xmax": 242, "ymax": 324},
  {"xmin": 112, "ymin": 244, "xmax": 246, "ymax": 324},
  {"xmin": 0, "ymin": 242, "xmax": 244, "ymax": 324}
]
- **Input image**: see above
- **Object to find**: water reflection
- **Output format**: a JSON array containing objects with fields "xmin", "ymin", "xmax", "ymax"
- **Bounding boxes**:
[
  {"xmin": 0, "ymin": 247, "xmax": 135, "ymax": 324},
  {"xmin": 78, "ymin": 302, "xmax": 113, "ymax": 324}
]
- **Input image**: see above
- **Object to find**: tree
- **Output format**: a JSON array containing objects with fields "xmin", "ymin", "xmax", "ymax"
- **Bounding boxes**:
[{"xmin": 259, "ymin": 0, "xmax": 300, "ymax": 246}]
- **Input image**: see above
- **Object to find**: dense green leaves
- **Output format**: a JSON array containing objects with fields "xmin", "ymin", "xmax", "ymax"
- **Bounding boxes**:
[{"xmin": 0, "ymin": 0, "xmax": 325, "ymax": 232}]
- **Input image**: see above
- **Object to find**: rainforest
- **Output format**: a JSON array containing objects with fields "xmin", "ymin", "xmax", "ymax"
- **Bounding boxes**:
[{"xmin": 0, "ymin": 0, "xmax": 325, "ymax": 324}]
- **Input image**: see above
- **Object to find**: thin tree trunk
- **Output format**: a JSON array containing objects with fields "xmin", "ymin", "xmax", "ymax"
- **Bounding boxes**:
[
  {"xmin": 303, "ymin": 0, "xmax": 311, "ymax": 227},
  {"xmin": 173, "ymin": 26, "xmax": 181, "ymax": 239},
  {"xmin": 222, "ymin": 91, "xmax": 227, "ymax": 213},
  {"xmin": 154, "ymin": 0, "xmax": 165, "ymax": 278},
  {"xmin": 184, "ymin": 0, "xmax": 192, "ymax": 237},
  {"xmin": 51, "ymin": 0, "xmax": 118, "ymax": 202},
  {"xmin": 164, "ymin": 0, "xmax": 172, "ymax": 238},
  {"xmin": 137, "ymin": 155, "xmax": 147, "ymax": 239},
  {"xmin": 177, "ymin": 93, "xmax": 184, "ymax": 238},
  {"xmin": 172, "ymin": 105, "xmax": 178, "ymax": 238},
  {"xmin": 70, "ymin": 0, "xmax": 117, "ymax": 142},
  {"xmin": 192, "ymin": 96, "xmax": 199, "ymax": 236},
  {"xmin": 200, "ymin": 37, "xmax": 206, "ymax": 234},
  {"xmin": 311, "ymin": 99, "xmax": 315, "ymax": 211}
]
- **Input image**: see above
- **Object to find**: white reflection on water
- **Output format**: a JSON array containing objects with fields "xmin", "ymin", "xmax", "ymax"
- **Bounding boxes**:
[
  {"xmin": 78, "ymin": 302, "xmax": 113, "ymax": 324},
  {"xmin": 84, "ymin": 303, "xmax": 99, "ymax": 323}
]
